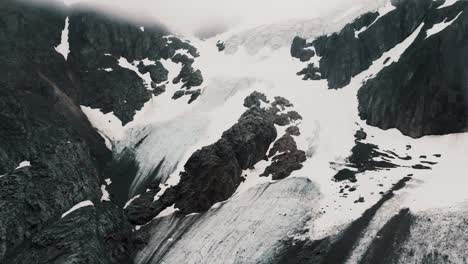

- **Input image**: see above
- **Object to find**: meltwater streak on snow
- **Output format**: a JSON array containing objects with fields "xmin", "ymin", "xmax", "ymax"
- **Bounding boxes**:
[
  {"xmin": 135, "ymin": 178, "xmax": 319, "ymax": 264},
  {"xmin": 55, "ymin": 17, "xmax": 69, "ymax": 60},
  {"xmin": 61, "ymin": 200, "xmax": 94, "ymax": 218},
  {"xmin": 425, "ymin": 11, "xmax": 463, "ymax": 39}
]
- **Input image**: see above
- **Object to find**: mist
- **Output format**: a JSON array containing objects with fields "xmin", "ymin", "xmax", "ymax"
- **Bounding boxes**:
[{"xmin": 29, "ymin": 0, "xmax": 374, "ymax": 37}]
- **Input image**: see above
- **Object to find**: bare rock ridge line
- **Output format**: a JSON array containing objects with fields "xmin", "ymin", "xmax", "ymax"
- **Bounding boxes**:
[{"xmin": 125, "ymin": 92, "xmax": 305, "ymax": 225}]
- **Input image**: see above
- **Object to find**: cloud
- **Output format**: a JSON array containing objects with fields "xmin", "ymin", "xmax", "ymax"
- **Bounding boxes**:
[{"xmin": 28, "ymin": 0, "xmax": 381, "ymax": 37}]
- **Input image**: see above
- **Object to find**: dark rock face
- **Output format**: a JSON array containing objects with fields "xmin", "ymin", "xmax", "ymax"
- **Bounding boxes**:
[
  {"xmin": 261, "ymin": 133, "xmax": 307, "ymax": 180},
  {"xmin": 0, "ymin": 1, "xmax": 152, "ymax": 263},
  {"xmin": 333, "ymin": 168, "xmax": 357, "ymax": 182},
  {"xmin": 294, "ymin": 0, "xmax": 468, "ymax": 137},
  {"xmin": 172, "ymin": 89, "xmax": 201, "ymax": 104},
  {"xmin": 291, "ymin": 36, "xmax": 315, "ymax": 62},
  {"xmin": 294, "ymin": 0, "xmax": 433, "ymax": 89},
  {"xmin": 125, "ymin": 93, "xmax": 307, "ymax": 225},
  {"xmin": 68, "ymin": 9, "xmax": 204, "ymax": 124},
  {"xmin": 216, "ymin": 40, "xmax": 226, "ymax": 52},
  {"xmin": 243, "ymin": 91, "xmax": 269, "ymax": 108},
  {"xmin": 126, "ymin": 92, "xmax": 279, "ymax": 224},
  {"xmin": 358, "ymin": 1, "xmax": 468, "ymax": 137},
  {"xmin": 5, "ymin": 203, "xmax": 132, "ymax": 264},
  {"xmin": 172, "ymin": 140, "xmax": 244, "ymax": 213}
]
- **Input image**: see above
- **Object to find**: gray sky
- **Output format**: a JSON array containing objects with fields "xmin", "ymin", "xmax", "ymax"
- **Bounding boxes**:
[{"xmin": 57, "ymin": 0, "xmax": 361, "ymax": 36}]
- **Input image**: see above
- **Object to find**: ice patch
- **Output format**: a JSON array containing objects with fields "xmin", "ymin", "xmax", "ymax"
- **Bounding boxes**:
[
  {"xmin": 80, "ymin": 106, "xmax": 125, "ymax": 144},
  {"xmin": 124, "ymin": 194, "xmax": 141, "ymax": 209},
  {"xmin": 61, "ymin": 200, "xmax": 94, "ymax": 218},
  {"xmin": 55, "ymin": 17, "xmax": 70, "ymax": 60},
  {"xmin": 154, "ymin": 204, "xmax": 179, "ymax": 219},
  {"xmin": 425, "ymin": 11, "xmax": 462, "ymax": 39},
  {"xmin": 101, "ymin": 185, "xmax": 110, "ymax": 202},
  {"xmin": 15, "ymin": 161, "xmax": 31, "ymax": 170}
]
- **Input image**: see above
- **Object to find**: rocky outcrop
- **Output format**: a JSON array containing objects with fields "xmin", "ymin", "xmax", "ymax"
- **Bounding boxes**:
[
  {"xmin": 126, "ymin": 93, "xmax": 307, "ymax": 225},
  {"xmin": 293, "ymin": 0, "xmax": 433, "ymax": 89},
  {"xmin": 358, "ymin": 1, "xmax": 468, "ymax": 137},
  {"xmin": 290, "ymin": 36, "xmax": 315, "ymax": 62},
  {"xmin": 294, "ymin": 0, "xmax": 468, "ymax": 137},
  {"xmin": 0, "ymin": 1, "xmax": 148, "ymax": 263},
  {"xmin": 5, "ymin": 203, "xmax": 132, "ymax": 264},
  {"xmin": 216, "ymin": 40, "xmax": 226, "ymax": 51},
  {"xmin": 68, "ymin": 8, "xmax": 204, "ymax": 124},
  {"xmin": 133, "ymin": 177, "xmax": 319, "ymax": 264},
  {"xmin": 261, "ymin": 132, "xmax": 306, "ymax": 180},
  {"xmin": 126, "ymin": 92, "xmax": 279, "ymax": 224}
]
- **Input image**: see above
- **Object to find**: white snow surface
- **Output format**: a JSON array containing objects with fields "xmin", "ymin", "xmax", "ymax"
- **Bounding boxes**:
[
  {"xmin": 425, "ymin": 11, "xmax": 463, "ymax": 39},
  {"xmin": 117, "ymin": 57, "xmax": 154, "ymax": 90},
  {"xmin": 219, "ymin": 0, "xmax": 390, "ymax": 55},
  {"xmin": 55, "ymin": 17, "xmax": 70, "ymax": 60},
  {"xmin": 61, "ymin": 200, "xmax": 94, "ymax": 218},
  {"xmin": 15, "ymin": 161, "xmax": 31, "ymax": 170},
  {"xmin": 101, "ymin": 185, "xmax": 110, "ymax": 201},
  {"xmin": 80, "ymin": 106, "xmax": 125, "ymax": 146},
  {"xmin": 437, "ymin": 0, "xmax": 459, "ymax": 9}
]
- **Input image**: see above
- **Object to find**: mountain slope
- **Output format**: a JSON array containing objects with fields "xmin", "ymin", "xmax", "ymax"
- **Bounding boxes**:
[{"xmin": 2, "ymin": 0, "xmax": 468, "ymax": 263}]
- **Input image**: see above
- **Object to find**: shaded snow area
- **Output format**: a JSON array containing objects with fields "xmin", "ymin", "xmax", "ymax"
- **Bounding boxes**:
[
  {"xmin": 55, "ymin": 17, "xmax": 69, "ymax": 60},
  {"xmin": 134, "ymin": 178, "xmax": 319, "ymax": 264},
  {"xmin": 125, "ymin": 77, "xmax": 266, "ymax": 197},
  {"xmin": 426, "ymin": 11, "xmax": 463, "ymax": 39},
  {"xmin": 101, "ymin": 185, "xmax": 110, "ymax": 202},
  {"xmin": 15, "ymin": 161, "xmax": 31, "ymax": 170},
  {"xmin": 61, "ymin": 200, "xmax": 94, "ymax": 218},
  {"xmin": 218, "ymin": 0, "xmax": 389, "ymax": 55},
  {"xmin": 437, "ymin": 0, "xmax": 459, "ymax": 9},
  {"xmin": 354, "ymin": 2, "xmax": 396, "ymax": 38}
]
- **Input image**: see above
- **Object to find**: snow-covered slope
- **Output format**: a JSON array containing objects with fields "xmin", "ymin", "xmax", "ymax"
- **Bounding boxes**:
[{"xmin": 115, "ymin": 0, "xmax": 468, "ymax": 263}]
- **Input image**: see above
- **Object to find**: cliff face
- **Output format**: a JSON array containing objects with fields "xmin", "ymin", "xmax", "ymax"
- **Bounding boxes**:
[
  {"xmin": 0, "ymin": 1, "xmax": 202, "ymax": 263},
  {"xmin": 68, "ymin": 10, "xmax": 203, "ymax": 124},
  {"xmin": 358, "ymin": 1, "xmax": 468, "ymax": 137},
  {"xmin": 3, "ymin": 0, "xmax": 468, "ymax": 263},
  {"xmin": 292, "ymin": 0, "xmax": 468, "ymax": 138}
]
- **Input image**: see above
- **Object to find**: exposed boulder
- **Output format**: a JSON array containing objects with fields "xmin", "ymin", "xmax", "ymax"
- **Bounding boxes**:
[{"xmin": 291, "ymin": 36, "xmax": 315, "ymax": 62}]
